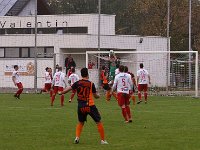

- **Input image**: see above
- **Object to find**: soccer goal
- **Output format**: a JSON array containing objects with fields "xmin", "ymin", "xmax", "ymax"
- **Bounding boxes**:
[{"xmin": 86, "ymin": 50, "xmax": 199, "ymax": 97}]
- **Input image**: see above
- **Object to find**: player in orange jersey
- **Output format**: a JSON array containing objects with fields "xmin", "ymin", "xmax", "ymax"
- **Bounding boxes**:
[
  {"xmin": 101, "ymin": 65, "xmax": 117, "ymax": 101},
  {"xmin": 60, "ymin": 68, "xmax": 108, "ymax": 144}
]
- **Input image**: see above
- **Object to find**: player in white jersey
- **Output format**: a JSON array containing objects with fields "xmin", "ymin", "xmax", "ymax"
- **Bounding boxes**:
[
  {"xmin": 112, "ymin": 65, "xmax": 133, "ymax": 123},
  {"xmin": 12, "ymin": 65, "xmax": 23, "ymax": 99},
  {"xmin": 68, "ymin": 67, "xmax": 79, "ymax": 102},
  {"xmin": 136, "ymin": 63, "xmax": 151, "ymax": 104},
  {"xmin": 40, "ymin": 67, "xmax": 53, "ymax": 97},
  {"xmin": 51, "ymin": 67, "xmax": 66, "ymax": 106}
]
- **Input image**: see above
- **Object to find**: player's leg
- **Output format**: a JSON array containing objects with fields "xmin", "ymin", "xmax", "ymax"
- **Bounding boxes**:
[
  {"xmin": 112, "ymin": 92, "xmax": 118, "ymax": 101},
  {"xmin": 144, "ymin": 84, "xmax": 148, "ymax": 103},
  {"xmin": 131, "ymin": 94, "xmax": 136, "ymax": 105},
  {"xmin": 125, "ymin": 94, "xmax": 132, "ymax": 122},
  {"xmin": 48, "ymin": 83, "xmax": 53, "ymax": 97},
  {"xmin": 117, "ymin": 93, "xmax": 128, "ymax": 122},
  {"xmin": 131, "ymin": 87, "xmax": 136, "ymax": 105},
  {"xmin": 74, "ymin": 107, "xmax": 87, "ymax": 144},
  {"xmin": 40, "ymin": 83, "xmax": 47, "ymax": 93},
  {"xmin": 103, "ymin": 84, "xmax": 111, "ymax": 101},
  {"xmin": 89, "ymin": 105, "xmax": 108, "ymax": 144},
  {"xmin": 51, "ymin": 86, "xmax": 58, "ymax": 106},
  {"xmin": 15, "ymin": 82, "xmax": 23, "ymax": 99},
  {"xmin": 58, "ymin": 87, "xmax": 64, "ymax": 106},
  {"xmin": 137, "ymin": 84, "xmax": 142, "ymax": 104},
  {"xmin": 69, "ymin": 89, "xmax": 76, "ymax": 102}
]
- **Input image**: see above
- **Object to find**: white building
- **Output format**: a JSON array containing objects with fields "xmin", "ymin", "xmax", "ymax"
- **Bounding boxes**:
[{"xmin": 0, "ymin": 0, "xmax": 168, "ymax": 90}]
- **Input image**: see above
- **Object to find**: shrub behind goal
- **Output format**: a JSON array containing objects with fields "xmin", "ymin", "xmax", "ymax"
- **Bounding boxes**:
[{"xmin": 86, "ymin": 50, "xmax": 198, "ymax": 97}]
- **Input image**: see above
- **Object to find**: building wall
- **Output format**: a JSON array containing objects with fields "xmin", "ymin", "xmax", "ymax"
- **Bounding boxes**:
[{"xmin": 0, "ymin": 14, "xmax": 115, "ymax": 35}]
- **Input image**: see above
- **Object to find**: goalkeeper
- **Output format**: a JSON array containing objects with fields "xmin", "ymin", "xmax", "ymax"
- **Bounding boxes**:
[{"xmin": 108, "ymin": 51, "xmax": 120, "ymax": 83}]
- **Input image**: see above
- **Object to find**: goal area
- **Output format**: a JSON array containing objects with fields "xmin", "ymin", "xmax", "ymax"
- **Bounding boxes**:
[{"xmin": 86, "ymin": 50, "xmax": 198, "ymax": 97}]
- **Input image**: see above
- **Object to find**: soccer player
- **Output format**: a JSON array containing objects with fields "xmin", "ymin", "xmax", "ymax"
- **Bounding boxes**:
[
  {"xmin": 51, "ymin": 67, "xmax": 66, "ymax": 106},
  {"xmin": 68, "ymin": 67, "xmax": 79, "ymax": 102},
  {"xmin": 60, "ymin": 68, "xmax": 108, "ymax": 144},
  {"xmin": 40, "ymin": 67, "xmax": 53, "ymax": 97},
  {"xmin": 100, "ymin": 65, "xmax": 117, "ymax": 101},
  {"xmin": 112, "ymin": 65, "xmax": 133, "ymax": 123},
  {"xmin": 124, "ymin": 66, "xmax": 136, "ymax": 105},
  {"xmin": 137, "ymin": 63, "xmax": 151, "ymax": 104},
  {"xmin": 67, "ymin": 66, "xmax": 74, "ymax": 78},
  {"xmin": 12, "ymin": 65, "xmax": 23, "ymax": 99}
]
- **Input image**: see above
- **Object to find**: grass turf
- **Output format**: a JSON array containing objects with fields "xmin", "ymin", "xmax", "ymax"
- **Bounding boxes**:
[{"xmin": 0, "ymin": 94, "xmax": 200, "ymax": 150}]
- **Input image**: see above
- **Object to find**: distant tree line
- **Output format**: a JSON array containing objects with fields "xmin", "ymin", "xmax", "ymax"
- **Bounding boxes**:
[{"xmin": 46, "ymin": 0, "xmax": 200, "ymax": 52}]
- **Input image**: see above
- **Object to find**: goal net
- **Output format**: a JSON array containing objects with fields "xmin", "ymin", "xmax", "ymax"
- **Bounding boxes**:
[{"xmin": 86, "ymin": 50, "xmax": 198, "ymax": 97}]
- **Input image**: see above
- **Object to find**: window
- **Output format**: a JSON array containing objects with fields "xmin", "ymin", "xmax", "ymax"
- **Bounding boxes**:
[
  {"xmin": 37, "ymin": 47, "xmax": 45, "ymax": 57},
  {"xmin": 30, "ymin": 48, "xmax": 36, "ymax": 58},
  {"xmin": 63, "ymin": 27, "xmax": 88, "ymax": 34},
  {"xmin": 1, "ymin": 47, "xmax": 53, "ymax": 58},
  {"xmin": 45, "ymin": 47, "xmax": 54, "ymax": 57},
  {"xmin": 5, "ymin": 48, "xmax": 19, "ymax": 57},
  {"xmin": 0, "ymin": 29, "xmax": 5, "ymax": 34},
  {"xmin": 0, "ymin": 48, "xmax": 4, "ymax": 57},
  {"xmin": 21, "ymin": 48, "xmax": 29, "ymax": 57}
]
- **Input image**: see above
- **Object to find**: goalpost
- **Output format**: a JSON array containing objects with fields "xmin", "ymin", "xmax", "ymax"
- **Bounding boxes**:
[{"xmin": 86, "ymin": 50, "xmax": 199, "ymax": 97}]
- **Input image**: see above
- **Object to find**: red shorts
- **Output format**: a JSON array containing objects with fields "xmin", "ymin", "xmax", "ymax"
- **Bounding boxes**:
[
  {"xmin": 16, "ymin": 82, "xmax": 23, "ymax": 89},
  {"xmin": 45, "ymin": 83, "xmax": 52, "ymax": 91},
  {"xmin": 53, "ymin": 86, "xmax": 63, "ymax": 94},
  {"xmin": 138, "ymin": 84, "xmax": 148, "ymax": 92},
  {"xmin": 117, "ymin": 93, "xmax": 130, "ymax": 106}
]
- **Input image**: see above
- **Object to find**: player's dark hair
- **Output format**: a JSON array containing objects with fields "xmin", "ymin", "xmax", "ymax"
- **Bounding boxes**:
[
  {"xmin": 58, "ymin": 66, "xmax": 62, "ymax": 71},
  {"xmin": 119, "ymin": 65, "xmax": 124, "ymax": 72},
  {"xmin": 124, "ymin": 66, "xmax": 128, "ymax": 72},
  {"xmin": 140, "ymin": 63, "xmax": 144, "ymax": 68},
  {"xmin": 71, "ymin": 67, "xmax": 75, "ymax": 73},
  {"xmin": 116, "ymin": 64, "xmax": 120, "ymax": 68},
  {"xmin": 14, "ymin": 65, "xmax": 18, "ymax": 69},
  {"xmin": 45, "ymin": 67, "xmax": 49, "ymax": 71},
  {"xmin": 102, "ymin": 65, "xmax": 105, "ymax": 70},
  {"xmin": 81, "ymin": 68, "xmax": 88, "ymax": 77}
]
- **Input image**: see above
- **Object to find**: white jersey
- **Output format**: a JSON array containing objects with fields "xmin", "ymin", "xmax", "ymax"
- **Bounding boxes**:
[
  {"xmin": 12, "ymin": 71, "xmax": 21, "ymax": 83},
  {"xmin": 68, "ymin": 73, "xmax": 79, "ymax": 86},
  {"xmin": 44, "ymin": 71, "xmax": 52, "ymax": 83},
  {"xmin": 52, "ymin": 71, "xmax": 66, "ymax": 88},
  {"xmin": 115, "ymin": 68, "xmax": 119, "ymax": 75},
  {"xmin": 112, "ymin": 72, "xmax": 133, "ymax": 94},
  {"xmin": 137, "ymin": 68, "xmax": 149, "ymax": 84}
]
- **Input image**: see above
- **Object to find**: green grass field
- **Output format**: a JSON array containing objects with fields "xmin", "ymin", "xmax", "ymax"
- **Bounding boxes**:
[{"xmin": 0, "ymin": 94, "xmax": 200, "ymax": 150}]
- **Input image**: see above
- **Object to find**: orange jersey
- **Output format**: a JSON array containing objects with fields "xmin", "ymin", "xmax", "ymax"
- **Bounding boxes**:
[
  {"xmin": 71, "ymin": 79, "xmax": 96, "ymax": 106},
  {"xmin": 101, "ymin": 70, "xmax": 108, "ymax": 84}
]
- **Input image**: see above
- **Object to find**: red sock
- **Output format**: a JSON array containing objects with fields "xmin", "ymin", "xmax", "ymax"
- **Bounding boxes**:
[
  {"xmin": 138, "ymin": 93, "xmax": 142, "ymax": 101},
  {"xmin": 144, "ymin": 92, "xmax": 147, "ymax": 101},
  {"xmin": 97, "ymin": 122, "xmax": 105, "ymax": 140},
  {"xmin": 76, "ymin": 123, "xmax": 84, "ymax": 138},
  {"xmin": 50, "ymin": 90, "xmax": 53, "ymax": 97},
  {"xmin": 126, "ymin": 106, "xmax": 131, "ymax": 119},
  {"xmin": 121, "ymin": 107, "xmax": 128, "ymax": 121},
  {"xmin": 51, "ymin": 95, "xmax": 55, "ymax": 106},
  {"xmin": 61, "ymin": 95, "xmax": 64, "ymax": 106}
]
